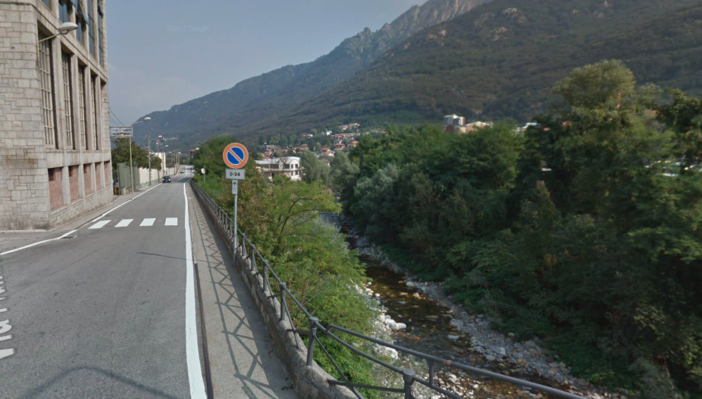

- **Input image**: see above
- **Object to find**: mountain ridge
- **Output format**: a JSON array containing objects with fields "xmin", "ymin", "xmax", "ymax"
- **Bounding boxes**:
[
  {"xmin": 134, "ymin": 0, "xmax": 490, "ymax": 146},
  {"xmin": 239, "ymin": 0, "xmax": 702, "ymax": 137}
]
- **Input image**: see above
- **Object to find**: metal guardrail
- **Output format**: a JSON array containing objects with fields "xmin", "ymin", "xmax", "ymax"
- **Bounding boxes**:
[{"xmin": 190, "ymin": 181, "xmax": 591, "ymax": 399}]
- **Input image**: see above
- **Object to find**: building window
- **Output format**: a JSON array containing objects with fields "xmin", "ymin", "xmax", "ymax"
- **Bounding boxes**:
[
  {"xmin": 76, "ymin": 13, "xmax": 85, "ymax": 44},
  {"xmin": 78, "ymin": 66, "xmax": 88, "ymax": 149},
  {"xmin": 38, "ymin": 32, "xmax": 58, "ymax": 148},
  {"xmin": 59, "ymin": 0, "xmax": 71, "ymax": 24},
  {"xmin": 87, "ymin": 0, "xmax": 95, "ymax": 56},
  {"xmin": 91, "ymin": 75, "xmax": 99, "ymax": 150},
  {"xmin": 48, "ymin": 168, "xmax": 64, "ymax": 210},
  {"xmin": 98, "ymin": 1, "xmax": 104, "ymax": 66},
  {"xmin": 41, "ymin": 0, "xmax": 50, "ymax": 6},
  {"xmin": 62, "ymin": 53, "xmax": 75, "ymax": 149},
  {"xmin": 69, "ymin": 165, "xmax": 80, "ymax": 202},
  {"xmin": 84, "ymin": 164, "xmax": 93, "ymax": 194},
  {"xmin": 95, "ymin": 162, "xmax": 102, "ymax": 188}
]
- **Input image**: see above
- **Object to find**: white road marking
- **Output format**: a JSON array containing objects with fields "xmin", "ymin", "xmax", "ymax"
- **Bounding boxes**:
[
  {"xmin": 115, "ymin": 219, "xmax": 133, "ymax": 228},
  {"xmin": 0, "ymin": 230, "xmax": 77, "ymax": 256},
  {"xmin": 140, "ymin": 218, "xmax": 156, "ymax": 227},
  {"xmin": 165, "ymin": 218, "xmax": 178, "ymax": 226},
  {"xmin": 183, "ymin": 184, "xmax": 206, "ymax": 398},
  {"xmin": 0, "ymin": 318, "xmax": 13, "ymax": 360},
  {"xmin": 90, "ymin": 183, "xmax": 162, "ymax": 223},
  {"xmin": 89, "ymin": 221, "xmax": 111, "ymax": 229}
]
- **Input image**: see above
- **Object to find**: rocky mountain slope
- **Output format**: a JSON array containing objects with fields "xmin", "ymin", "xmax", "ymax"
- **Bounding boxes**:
[
  {"xmin": 242, "ymin": 0, "xmax": 702, "ymax": 137},
  {"xmin": 133, "ymin": 0, "xmax": 490, "ymax": 146}
]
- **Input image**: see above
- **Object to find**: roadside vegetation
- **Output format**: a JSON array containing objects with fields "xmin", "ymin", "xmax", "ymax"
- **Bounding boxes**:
[
  {"xmin": 190, "ymin": 136, "xmax": 379, "ymax": 396},
  {"xmin": 191, "ymin": 60, "xmax": 702, "ymax": 398},
  {"xmin": 330, "ymin": 61, "xmax": 702, "ymax": 398}
]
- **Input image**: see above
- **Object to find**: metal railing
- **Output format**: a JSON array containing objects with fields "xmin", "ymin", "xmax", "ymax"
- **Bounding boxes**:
[{"xmin": 190, "ymin": 181, "xmax": 590, "ymax": 399}]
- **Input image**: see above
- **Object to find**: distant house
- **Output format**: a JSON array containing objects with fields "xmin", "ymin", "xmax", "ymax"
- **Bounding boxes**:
[
  {"xmin": 349, "ymin": 140, "xmax": 359, "ymax": 149},
  {"xmin": 443, "ymin": 114, "xmax": 492, "ymax": 134},
  {"xmin": 255, "ymin": 157, "xmax": 302, "ymax": 181},
  {"xmin": 334, "ymin": 143, "xmax": 346, "ymax": 151},
  {"xmin": 302, "ymin": 133, "xmax": 314, "ymax": 138}
]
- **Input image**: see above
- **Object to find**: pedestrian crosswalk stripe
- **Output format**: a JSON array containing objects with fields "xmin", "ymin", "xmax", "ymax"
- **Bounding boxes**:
[
  {"xmin": 89, "ymin": 221, "xmax": 111, "ymax": 229},
  {"xmin": 115, "ymin": 219, "xmax": 133, "ymax": 228},
  {"xmin": 165, "ymin": 218, "xmax": 178, "ymax": 226},
  {"xmin": 140, "ymin": 218, "xmax": 156, "ymax": 227}
]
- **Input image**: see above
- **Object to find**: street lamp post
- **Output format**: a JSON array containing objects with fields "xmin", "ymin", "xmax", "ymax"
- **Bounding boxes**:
[{"xmin": 132, "ymin": 117, "xmax": 151, "ymax": 191}]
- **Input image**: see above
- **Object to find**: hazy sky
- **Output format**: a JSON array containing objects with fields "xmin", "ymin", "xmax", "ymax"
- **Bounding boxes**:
[{"xmin": 107, "ymin": 0, "xmax": 424, "ymax": 125}]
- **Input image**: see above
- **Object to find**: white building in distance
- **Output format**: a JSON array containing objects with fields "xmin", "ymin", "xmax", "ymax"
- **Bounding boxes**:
[{"xmin": 255, "ymin": 157, "xmax": 302, "ymax": 181}]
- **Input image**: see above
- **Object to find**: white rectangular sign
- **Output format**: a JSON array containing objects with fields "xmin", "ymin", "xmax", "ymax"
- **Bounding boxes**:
[
  {"xmin": 225, "ymin": 169, "xmax": 246, "ymax": 180},
  {"xmin": 231, "ymin": 180, "xmax": 238, "ymax": 195},
  {"xmin": 110, "ymin": 126, "xmax": 133, "ymax": 137}
]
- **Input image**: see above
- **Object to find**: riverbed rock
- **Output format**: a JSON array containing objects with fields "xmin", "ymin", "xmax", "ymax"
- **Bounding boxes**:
[
  {"xmin": 448, "ymin": 335, "xmax": 460, "ymax": 340},
  {"xmin": 450, "ymin": 318, "xmax": 464, "ymax": 330}
]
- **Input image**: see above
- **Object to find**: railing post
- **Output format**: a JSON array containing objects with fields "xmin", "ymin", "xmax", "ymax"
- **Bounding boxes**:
[
  {"xmin": 250, "ymin": 244, "xmax": 257, "ymax": 273},
  {"xmin": 279, "ymin": 282, "xmax": 287, "ymax": 321},
  {"xmin": 428, "ymin": 360, "xmax": 435, "ymax": 385},
  {"xmin": 307, "ymin": 317, "xmax": 319, "ymax": 366},
  {"xmin": 403, "ymin": 369, "xmax": 415, "ymax": 399},
  {"xmin": 263, "ymin": 260, "xmax": 270, "ymax": 294}
]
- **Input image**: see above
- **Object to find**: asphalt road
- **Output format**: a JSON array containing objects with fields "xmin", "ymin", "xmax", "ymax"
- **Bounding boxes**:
[{"xmin": 0, "ymin": 174, "xmax": 204, "ymax": 399}]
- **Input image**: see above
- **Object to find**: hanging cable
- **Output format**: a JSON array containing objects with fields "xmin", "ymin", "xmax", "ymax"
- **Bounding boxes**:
[{"xmin": 109, "ymin": 106, "xmax": 126, "ymax": 126}]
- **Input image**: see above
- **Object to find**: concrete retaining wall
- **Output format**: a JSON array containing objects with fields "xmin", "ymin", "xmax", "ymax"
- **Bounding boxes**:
[{"xmin": 191, "ymin": 183, "xmax": 356, "ymax": 399}]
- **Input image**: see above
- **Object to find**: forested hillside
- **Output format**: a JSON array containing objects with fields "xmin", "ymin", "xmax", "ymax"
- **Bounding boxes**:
[
  {"xmin": 132, "ymin": 0, "xmax": 489, "ymax": 148},
  {"xmin": 246, "ymin": 0, "xmax": 702, "ymax": 137},
  {"xmin": 334, "ymin": 61, "xmax": 702, "ymax": 398}
]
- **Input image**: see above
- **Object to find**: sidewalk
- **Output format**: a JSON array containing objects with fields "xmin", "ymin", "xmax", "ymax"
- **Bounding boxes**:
[{"xmin": 187, "ymin": 185, "xmax": 298, "ymax": 399}]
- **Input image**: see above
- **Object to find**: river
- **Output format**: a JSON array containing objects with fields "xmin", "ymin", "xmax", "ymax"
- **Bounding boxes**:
[{"xmin": 334, "ymin": 216, "xmax": 600, "ymax": 399}]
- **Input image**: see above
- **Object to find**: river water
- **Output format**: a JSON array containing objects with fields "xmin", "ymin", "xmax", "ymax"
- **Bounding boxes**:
[{"xmin": 362, "ymin": 255, "xmax": 561, "ymax": 399}]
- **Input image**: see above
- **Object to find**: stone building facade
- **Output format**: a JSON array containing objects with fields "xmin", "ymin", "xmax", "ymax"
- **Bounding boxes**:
[{"xmin": 0, "ymin": 0, "xmax": 112, "ymax": 230}]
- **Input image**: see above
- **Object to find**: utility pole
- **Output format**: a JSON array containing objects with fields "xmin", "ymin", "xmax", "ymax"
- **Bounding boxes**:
[
  {"xmin": 128, "ymin": 136, "xmax": 134, "ymax": 193},
  {"xmin": 148, "ymin": 134, "xmax": 151, "ymax": 186},
  {"xmin": 156, "ymin": 139, "xmax": 161, "ymax": 181}
]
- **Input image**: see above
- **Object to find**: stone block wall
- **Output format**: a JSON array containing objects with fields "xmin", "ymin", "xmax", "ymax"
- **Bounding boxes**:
[
  {"xmin": 0, "ymin": 2, "xmax": 51, "ymax": 230},
  {"xmin": 0, "ymin": 1, "xmax": 114, "ymax": 230}
]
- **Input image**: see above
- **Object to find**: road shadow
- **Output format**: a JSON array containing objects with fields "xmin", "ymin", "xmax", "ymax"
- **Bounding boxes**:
[
  {"xmin": 190, "ymin": 188, "xmax": 296, "ymax": 398},
  {"xmin": 15, "ymin": 365, "xmax": 181, "ymax": 399}
]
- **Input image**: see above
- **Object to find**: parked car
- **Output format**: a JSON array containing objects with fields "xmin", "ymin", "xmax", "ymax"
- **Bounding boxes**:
[{"xmin": 163, "ymin": 176, "xmax": 171, "ymax": 183}]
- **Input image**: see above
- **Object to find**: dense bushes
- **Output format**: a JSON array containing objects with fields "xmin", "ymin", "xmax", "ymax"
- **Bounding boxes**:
[{"xmin": 339, "ymin": 61, "xmax": 702, "ymax": 398}]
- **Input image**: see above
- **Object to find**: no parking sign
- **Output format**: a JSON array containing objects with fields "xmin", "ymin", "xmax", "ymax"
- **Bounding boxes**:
[{"xmin": 223, "ymin": 143, "xmax": 248, "ymax": 169}]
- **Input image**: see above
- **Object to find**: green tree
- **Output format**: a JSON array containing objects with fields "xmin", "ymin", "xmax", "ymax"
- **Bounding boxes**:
[{"xmin": 300, "ymin": 151, "xmax": 331, "ymax": 186}]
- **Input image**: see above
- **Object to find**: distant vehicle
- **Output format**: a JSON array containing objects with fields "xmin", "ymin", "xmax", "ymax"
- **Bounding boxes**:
[
  {"xmin": 180, "ymin": 171, "xmax": 184, "ymax": 174},
  {"xmin": 163, "ymin": 176, "xmax": 171, "ymax": 183}
]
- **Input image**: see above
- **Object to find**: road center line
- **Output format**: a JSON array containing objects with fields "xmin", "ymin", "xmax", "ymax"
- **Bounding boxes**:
[{"xmin": 184, "ymin": 184, "xmax": 206, "ymax": 398}]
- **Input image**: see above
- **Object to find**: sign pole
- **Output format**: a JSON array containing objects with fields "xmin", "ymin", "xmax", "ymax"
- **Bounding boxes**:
[
  {"xmin": 233, "ymin": 181, "xmax": 238, "ymax": 267},
  {"xmin": 223, "ymin": 143, "xmax": 249, "ymax": 268}
]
